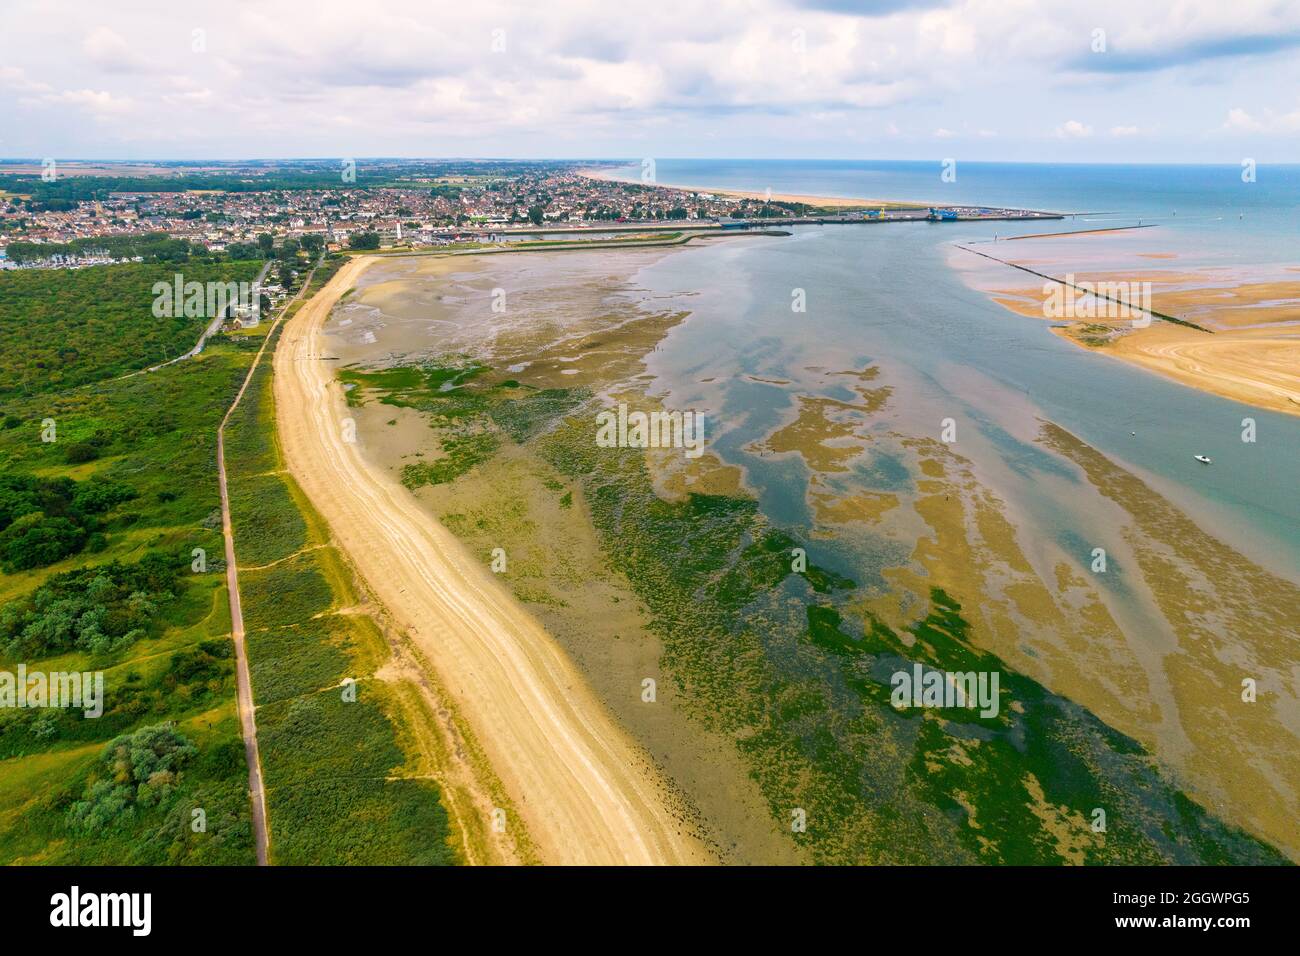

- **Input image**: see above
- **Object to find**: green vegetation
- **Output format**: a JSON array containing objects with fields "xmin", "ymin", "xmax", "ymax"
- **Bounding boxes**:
[
  {"xmin": 67, "ymin": 723, "xmax": 197, "ymax": 830},
  {"xmin": 0, "ymin": 260, "xmax": 262, "ymax": 397},
  {"xmin": 2, "ymin": 233, "xmax": 203, "ymax": 265},
  {"xmin": 0, "ymin": 265, "xmax": 263, "ymax": 862},
  {"xmin": 339, "ymin": 360, "xmax": 585, "ymax": 490},
  {"xmin": 224, "ymin": 474, "xmax": 307, "ymax": 567},
  {"xmin": 509, "ymin": 232, "xmax": 687, "ymax": 249},
  {"xmin": 401, "ymin": 433, "xmax": 498, "ymax": 488},
  {"xmin": 0, "ymin": 473, "xmax": 137, "ymax": 572},
  {"xmin": 534, "ymin": 414, "xmax": 1284, "ymax": 864},
  {"xmin": 223, "ymin": 331, "xmax": 460, "ymax": 865},
  {"xmin": 1077, "ymin": 323, "xmax": 1119, "ymax": 347},
  {"xmin": 0, "ymin": 555, "xmax": 178, "ymax": 657},
  {"xmin": 358, "ymin": 355, "xmax": 1287, "ymax": 865}
]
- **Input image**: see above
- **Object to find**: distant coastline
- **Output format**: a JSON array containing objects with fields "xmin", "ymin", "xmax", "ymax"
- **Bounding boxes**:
[
  {"xmin": 583, "ymin": 161, "xmax": 1300, "ymax": 417},
  {"xmin": 577, "ymin": 165, "xmax": 924, "ymax": 210}
]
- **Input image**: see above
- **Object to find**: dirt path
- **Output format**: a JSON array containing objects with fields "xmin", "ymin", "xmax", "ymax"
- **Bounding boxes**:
[
  {"xmin": 273, "ymin": 255, "xmax": 712, "ymax": 866},
  {"xmin": 216, "ymin": 429, "xmax": 269, "ymax": 866},
  {"xmin": 123, "ymin": 262, "xmax": 275, "ymax": 380},
  {"xmin": 218, "ymin": 256, "xmax": 325, "ymax": 866}
]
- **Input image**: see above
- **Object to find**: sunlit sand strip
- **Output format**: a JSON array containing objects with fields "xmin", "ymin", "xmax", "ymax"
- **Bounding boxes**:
[
  {"xmin": 576, "ymin": 167, "xmax": 919, "ymax": 208},
  {"xmin": 956, "ymin": 244, "xmax": 1300, "ymax": 417},
  {"xmin": 274, "ymin": 255, "xmax": 712, "ymax": 866},
  {"xmin": 1110, "ymin": 326, "xmax": 1300, "ymax": 416}
]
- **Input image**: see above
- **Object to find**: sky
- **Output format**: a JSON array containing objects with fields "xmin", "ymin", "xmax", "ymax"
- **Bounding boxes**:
[{"xmin": 1, "ymin": 0, "xmax": 1298, "ymax": 163}]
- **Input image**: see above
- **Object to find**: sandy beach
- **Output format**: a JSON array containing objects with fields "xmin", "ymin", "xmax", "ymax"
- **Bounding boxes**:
[
  {"xmin": 1110, "ymin": 324, "xmax": 1300, "ymax": 414},
  {"xmin": 961, "ymin": 251, "xmax": 1300, "ymax": 417},
  {"xmin": 578, "ymin": 166, "xmax": 919, "ymax": 209},
  {"xmin": 273, "ymin": 254, "xmax": 713, "ymax": 866}
]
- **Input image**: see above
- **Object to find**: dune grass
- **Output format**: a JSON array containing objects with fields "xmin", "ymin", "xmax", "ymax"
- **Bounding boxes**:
[{"xmin": 223, "ymin": 336, "xmax": 462, "ymax": 865}]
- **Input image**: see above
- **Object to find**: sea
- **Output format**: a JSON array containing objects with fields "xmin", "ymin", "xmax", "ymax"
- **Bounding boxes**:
[{"xmin": 592, "ymin": 159, "xmax": 1300, "ymax": 577}]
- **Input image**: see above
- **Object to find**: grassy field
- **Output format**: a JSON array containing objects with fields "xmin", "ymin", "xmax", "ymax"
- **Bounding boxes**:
[
  {"xmin": 222, "ymin": 320, "xmax": 470, "ymax": 865},
  {"xmin": 0, "ymin": 262, "xmax": 266, "ymax": 864}
]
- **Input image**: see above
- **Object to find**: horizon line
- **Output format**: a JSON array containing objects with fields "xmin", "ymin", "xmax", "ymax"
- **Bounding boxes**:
[{"xmin": 1, "ymin": 157, "xmax": 1297, "ymax": 168}]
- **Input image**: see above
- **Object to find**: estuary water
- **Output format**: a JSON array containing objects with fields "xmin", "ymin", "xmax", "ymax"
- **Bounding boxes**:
[{"xmin": 597, "ymin": 160, "xmax": 1300, "ymax": 575}]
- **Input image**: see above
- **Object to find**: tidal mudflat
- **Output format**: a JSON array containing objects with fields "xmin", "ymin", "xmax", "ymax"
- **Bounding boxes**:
[{"xmin": 322, "ymin": 237, "xmax": 1298, "ymax": 864}]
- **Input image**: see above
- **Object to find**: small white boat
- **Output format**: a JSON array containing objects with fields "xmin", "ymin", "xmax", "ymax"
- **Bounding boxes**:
[{"xmin": 1194, "ymin": 454, "xmax": 1213, "ymax": 464}]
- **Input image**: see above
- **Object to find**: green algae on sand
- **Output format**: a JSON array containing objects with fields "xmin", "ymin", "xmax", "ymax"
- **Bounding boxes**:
[{"xmin": 342, "ymin": 356, "xmax": 1289, "ymax": 865}]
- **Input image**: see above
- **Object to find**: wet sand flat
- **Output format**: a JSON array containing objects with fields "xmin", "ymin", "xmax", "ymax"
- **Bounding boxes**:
[
  {"xmin": 275, "ymin": 254, "xmax": 714, "ymax": 865},
  {"xmin": 327, "ymin": 248, "xmax": 807, "ymax": 863},
  {"xmin": 327, "ymin": 241, "xmax": 1298, "ymax": 862}
]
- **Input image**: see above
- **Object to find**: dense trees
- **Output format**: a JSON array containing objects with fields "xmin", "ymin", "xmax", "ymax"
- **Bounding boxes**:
[
  {"xmin": 0, "ymin": 261, "xmax": 262, "ymax": 396},
  {"xmin": 0, "ymin": 474, "xmax": 136, "ymax": 572},
  {"xmin": 349, "ymin": 231, "xmax": 380, "ymax": 249},
  {"xmin": 67, "ymin": 723, "xmax": 197, "ymax": 830},
  {"xmin": 0, "ymin": 552, "xmax": 179, "ymax": 657},
  {"xmin": 0, "ymin": 514, "xmax": 87, "ymax": 572},
  {"xmin": 223, "ymin": 241, "xmax": 258, "ymax": 260},
  {"xmin": 64, "ymin": 442, "xmax": 99, "ymax": 464},
  {"xmin": 2, "ymin": 233, "xmax": 199, "ymax": 265}
]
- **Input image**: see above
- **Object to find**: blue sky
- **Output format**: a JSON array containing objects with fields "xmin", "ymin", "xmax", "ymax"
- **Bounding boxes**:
[{"xmin": 1, "ymin": 0, "xmax": 1297, "ymax": 163}]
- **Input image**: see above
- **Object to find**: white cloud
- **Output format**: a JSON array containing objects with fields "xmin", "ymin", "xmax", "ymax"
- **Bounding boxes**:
[
  {"xmin": 0, "ymin": 0, "xmax": 1295, "ymax": 158},
  {"xmin": 1055, "ymin": 119, "xmax": 1093, "ymax": 138},
  {"xmin": 1220, "ymin": 105, "xmax": 1300, "ymax": 133},
  {"xmin": 47, "ymin": 88, "xmax": 134, "ymax": 115},
  {"xmin": 0, "ymin": 65, "xmax": 53, "ymax": 94},
  {"xmin": 82, "ymin": 26, "xmax": 154, "ymax": 74}
]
